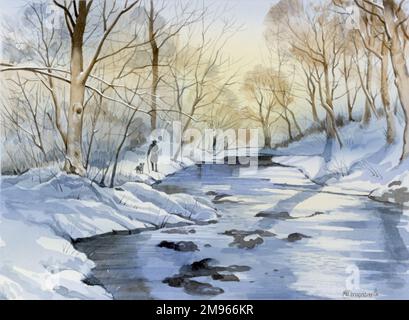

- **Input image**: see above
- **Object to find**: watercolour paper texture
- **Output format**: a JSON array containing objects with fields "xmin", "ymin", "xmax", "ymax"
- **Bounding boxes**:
[{"xmin": 1, "ymin": 0, "xmax": 409, "ymax": 300}]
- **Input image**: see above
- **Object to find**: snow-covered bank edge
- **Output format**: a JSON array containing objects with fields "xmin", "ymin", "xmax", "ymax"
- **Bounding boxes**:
[
  {"xmin": 369, "ymin": 172, "xmax": 409, "ymax": 207},
  {"xmin": 269, "ymin": 120, "xmax": 409, "ymax": 205},
  {"xmin": 0, "ymin": 156, "xmax": 217, "ymax": 300}
]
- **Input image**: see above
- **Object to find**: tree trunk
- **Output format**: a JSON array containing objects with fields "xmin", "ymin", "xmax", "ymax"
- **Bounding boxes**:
[
  {"xmin": 384, "ymin": 0, "xmax": 409, "ymax": 160},
  {"xmin": 149, "ymin": 0, "xmax": 159, "ymax": 131},
  {"xmin": 362, "ymin": 9, "xmax": 379, "ymax": 126},
  {"xmin": 288, "ymin": 108, "xmax": 303, "ymax": 137},
  {"xmin": 307, "ymin": 74, "xmax": 319, "ymax": 122},
  {"xmin": 64, "ymin": 2, "xmax": 87, "ymax": 176},
  {"xmin": 362, "ymin": 51, "xmax": 373, "ymax": 125},
  {"xmin": 264, "ymin": 125, "xmax": 272, "ymax": 148},
  {"xmin": 380, "ymin": 38, "xmax": 396, "ymax": 144},
  {"xmin": 283, "ymin": 111, "xmax": 293, "ymax": 142},
  {"xmin": 110, "ymin": 109, "xmax": 138, "ymax": 188},
  {"xmin": 322, "ymin": 64, "xmax": 343, "ymax": 148},
  {"xmin": 311, "ymin": 100, "xmax": 319, "ymax": 123},
  {"xmin": 109, "ymin": 148, "xmax": 121, "ymax": 189},
  {"xmin": 343, "ymin": 53, "xmax": 354, "ymax": 122},
  {"xmin": 64, "ymin": 47, "xmax": 86, "ymax": 176},
  {"xmin": 172, "ymin": 118, "xmax": 192, "ymax": 161},
  {"xmin": 151, "ymin": 54, "xmax": 159, "ymax": 131}
]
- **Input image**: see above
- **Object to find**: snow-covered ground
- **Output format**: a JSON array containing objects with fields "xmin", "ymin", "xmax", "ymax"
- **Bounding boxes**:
[
  {"xmin": 77, "ymin": 163, "xmax": 409, "ymax": 300},
  {"xmin": 271, "ymin": 119, "xmax": 409, "ymax": 204},
  {"xmin": 2, "ymin": 118, "xmax": 409, "ymax": 300},
  {"xmin": 0, "ymin": 154, "xmax": 218, "ymax": 299}
]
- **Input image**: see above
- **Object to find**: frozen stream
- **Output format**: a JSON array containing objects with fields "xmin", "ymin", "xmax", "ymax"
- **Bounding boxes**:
[{"xmin": 76, "ymin": 160, "xmax": 409, "ymax": 299}]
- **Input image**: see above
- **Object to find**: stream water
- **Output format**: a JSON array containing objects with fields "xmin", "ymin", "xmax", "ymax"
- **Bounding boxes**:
[{"xmin": 76, "ymin": 160, "xmax": 409, "ymax": 300}]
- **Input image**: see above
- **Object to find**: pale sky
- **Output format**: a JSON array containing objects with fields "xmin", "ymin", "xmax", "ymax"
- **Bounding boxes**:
[
  {"xmin": 0, "ymin": 0, "xmax": 276, "ymax": 68},
  {"xmin": 219, "ymin": 0, "xmax": 276, "ymax": 68}
]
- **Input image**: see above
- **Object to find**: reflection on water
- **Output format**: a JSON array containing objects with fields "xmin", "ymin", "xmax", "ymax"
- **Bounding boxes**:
[{"xmin": 76, "ymin": 163, "xmax": 409, "ymax": 300}]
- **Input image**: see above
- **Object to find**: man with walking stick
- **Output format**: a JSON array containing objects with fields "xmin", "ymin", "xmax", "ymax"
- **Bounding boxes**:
[{"xmin": 147, "ymin": 140, "xmax": 159, "ymax": 172}]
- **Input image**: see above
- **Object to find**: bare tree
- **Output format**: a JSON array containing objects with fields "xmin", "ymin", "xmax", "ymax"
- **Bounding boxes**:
[
  {"xmin": 243, "ymin": 66, "xmax": 276, "ymax": 147},
  {"xmin": 359, "ymin": 3, "xmax": 379, "ymax": 125},
  {"xmin": 301, "ymin": 62, "xmax": 320, "ymax": 123},
  {"xmin": 199, "ymin": 92, "xmax": 242, "ymax": 132},
  {"xmin": 341, "ymin": 33, "xmax": 361, "ymax": 122},
  {"xmin": 290, "ymin": 7, "xmax": 344, "ymax": 147},
  {"xmin": 143, "ymin": 0, "xmax": 202, "ymax": 130},
  {"xmin": 353, "ymin": 0, "xmax": 409, "ymax": 159},
  {"xmin": 1, "ymin": 75, "xmax": 49, "ymax": 161},
  {"xmin": 109, "ymin": 76, "xmax": 144, "ymax": 188},
  {"xmin": 350, "ymin": 11, "xmax": 396, "ymax": 143},
  {"xmin": 164, "ymin": 15, "xmax": 237, "ymax": 158},
  {"xmin": 1, "ymin": 0, "xmax": 141, "ymax": 176},
  {"xmin": 242, "ymin": 66, "xmax": 298, "ymax": 146},
  {"xmin": 267, "ymin": 0, "xmax": 344, "ymax": 150},
  {"xmin": 1, "ymin": 2, "xmax": 69, "ymax": 150}
]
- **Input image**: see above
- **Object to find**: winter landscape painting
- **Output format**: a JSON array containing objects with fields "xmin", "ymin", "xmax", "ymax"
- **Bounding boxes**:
[{"xmin": 1, "ymin": 0, "xmax": 409, "ymax": 301}]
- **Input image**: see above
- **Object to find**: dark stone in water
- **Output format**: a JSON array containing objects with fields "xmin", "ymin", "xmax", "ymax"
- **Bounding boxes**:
[
  {"xmin": 163, "ymin": 276, "xmax": 223, "ymax": 295},
  {"xmin": 184, "ymin": 280, "xmax": 224, "ymax": 296},
  {"xmin": 236, "ymin": 237, "xmax": 263, "ymax": 249},
  {"xmin": 114, "ymin": 187, "xmax": 124, "ymax": 191},
  {"xmin": 211, "ymin": 273, "xmax": 240, "ymax": 282},
  {"xmin": 190, "ymin": 258, "xmax": 213, "ymax": 272},
  {"xmin": 181, "ymin": 258, "xmax": 251, "ymax": 276},
  {"xmin": 255, "ymin": 230, "xmax": 276, "ymax": 237},
  {"xmin": 255, "ymin": 211, "xmax": 293, "ymax": 219},
  {"xmin": 205, "ymin": 191, "xmax": 234, "ymax": 203},
  {"xmin": 213, "ymin": 194, "xmax": 232, "ymax": 201},
  {"xmin": 158, "ymin": 241, "xmax": 199, "ymax": 252},
  {"xmin": 204, "ymin": 244, "xmax": 212, "ymax": 248},
  {"xmin": 161, "ymin": 228, "xmax": 196, "ymax": 235},
  {"xmin": 163, "ymin": 258, "xmax": 250, "ymax": 295},
  {"xmin": 158, "ymin": 240, "xmax": 177, "ymax": 250},
  {"xmin": 177, "ymin": 241, "xmax": 199, "ymax": 252},
  {"xmin": 164, "ymin": 276, "xmax": 185, "ymax": 287},
  {"xmin": 222, "ymin": 229, "xmax": 275, "ymax": 237},
  {"xmin": 256, "ymin": 211, "xmax": 325, "ymax": 219},
  {"xmin": 221, "ymin": 229, "xmax": 276, "ymax": 249},
  {"xmin": 287, "ymin": 233, "xmax": 311, "ymax": 242}
]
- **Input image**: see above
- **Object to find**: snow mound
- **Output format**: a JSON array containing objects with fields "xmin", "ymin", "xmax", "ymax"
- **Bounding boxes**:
[
  {"xmin": 273, "ymin": 156, "xmax": 325, "ymax": 181},
  {"xmin": 0, "ymin": 218, "xmax": 110, "ymax": 300},
  {"xmin": 273, "ymin": 119, "xmax": 408, "ymax": 195},
  {"xmin": 0, "ymin": 165, "xmax": 217, "ymax": 299},
  {"xmin": 370, "ymin": 170, "xmax": 409, "ymax": 205},
  {"xmin": 171, "ymin": 193, "xmax": 218, "ymax": 221},
  {"xmin": 122, "ymin": 182, "xmax": 218, "ymax": 222}
]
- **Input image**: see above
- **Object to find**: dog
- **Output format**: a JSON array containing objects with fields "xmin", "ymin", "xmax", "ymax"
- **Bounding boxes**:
[{"xmin": 135, "ymin": 162, "xmax": 145, "ymax": 174}]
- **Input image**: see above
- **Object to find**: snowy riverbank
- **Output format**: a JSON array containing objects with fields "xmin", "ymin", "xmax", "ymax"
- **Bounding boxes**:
[
  {"xmin": 0, "ymin": 156, "xmax": 218, "ymax": 299},
  {"xmin": 269, "ymin": 120, "xmax": 409, "ymax": 206},
  {"xmin": 2, "ymin": 119, "xmax": 409, "ymax": 299}
]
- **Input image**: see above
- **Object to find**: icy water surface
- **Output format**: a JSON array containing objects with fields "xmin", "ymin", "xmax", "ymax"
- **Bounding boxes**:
[{"xmin": 76, "ymin": 162, "xmax": 409, "ymax": 299}]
